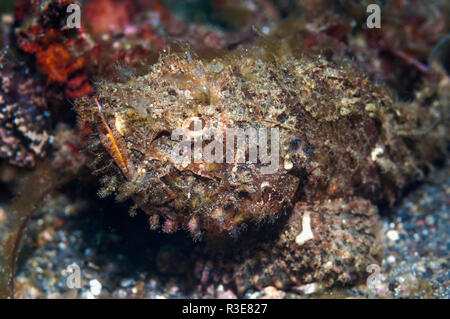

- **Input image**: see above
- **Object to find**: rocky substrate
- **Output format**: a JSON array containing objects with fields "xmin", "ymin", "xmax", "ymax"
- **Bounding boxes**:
[{"xmin": 0, "ymin": 166, "xmax": 448, "ymax": 299}]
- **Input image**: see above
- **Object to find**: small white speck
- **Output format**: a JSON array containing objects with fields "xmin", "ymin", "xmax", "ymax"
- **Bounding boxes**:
[
  {"xmin": 261, "ymin": 181, "xmax": 271, "ymax": 190},
  {"xmin": 284, "ymin": 157, "xmax": 293, "ymax": 170},
  {"xmin": 387, "ymin": 255, "xmax": 396, "ymax": 263},
  {"xmin": 295, "ymin": 211, "xmax": 314, "ymax": 245},
  {"xmin": 371, "ymin": 145, "xmax": 384, "ymax": 161},
  {"xmin": 89, "ymin": 279, "xmax": 102, "ymax": 297},
  {"xmin": 324, "ymin": 261, "xmax": 333, "ymax": 270},
  {"xmin": 120, "ymin": 279, "xmax": 135, "ymax": 288},
  {"xmin": 425, "ymin": 215, "xmax": 435, "ymax": 226},
  {"xmin": 84, "ymin": 291, "xmax": 95, "ymax": 299},
  {"xmin": 386, "ymin": 230, "xmax": 399, "ymax": 241},
  {"xmin": 297, "ymin": 282, "xmax": 319, "ymax": 295},
  {"xmin": 261, "ymin": 26, "xmax": 270, "ymax": 34}
]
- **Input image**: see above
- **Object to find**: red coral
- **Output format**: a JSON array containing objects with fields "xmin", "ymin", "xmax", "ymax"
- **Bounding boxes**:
[
  {"xmin": 65, "ymin": 73, "xmax": 93, "ymax": 99},
  {"xmin": 14, "ymin": 0, "xmax": 93, "ymax": 99},
  {"xmin": 36, "ymin": 44, "xmax": 84, "ymax": 83}
]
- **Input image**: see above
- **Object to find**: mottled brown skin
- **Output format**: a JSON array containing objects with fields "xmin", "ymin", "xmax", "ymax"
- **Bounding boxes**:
[
  {"xmin": 76, "ymin": 50, "xmax": 445, "ymax": 236},
  {"xmin": 75, "ymin": 49, "xmax": 447, "ymax": 293},
  {"xmin": 194, "ymin": 198, "xmax": 382, "ymax": 294}
]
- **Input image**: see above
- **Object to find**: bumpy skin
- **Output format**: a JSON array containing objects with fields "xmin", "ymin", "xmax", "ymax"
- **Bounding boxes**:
[
  {"xmin": 3, "ymin": 0, "xmax": 447, "ymax": 296},
  {"xmin": 194, "ymin": 198, "xmax": 381, "ymax": 294},
  {"xmin": 76, "ymin": 50, "xmax": 446, "ymax": 239}
]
